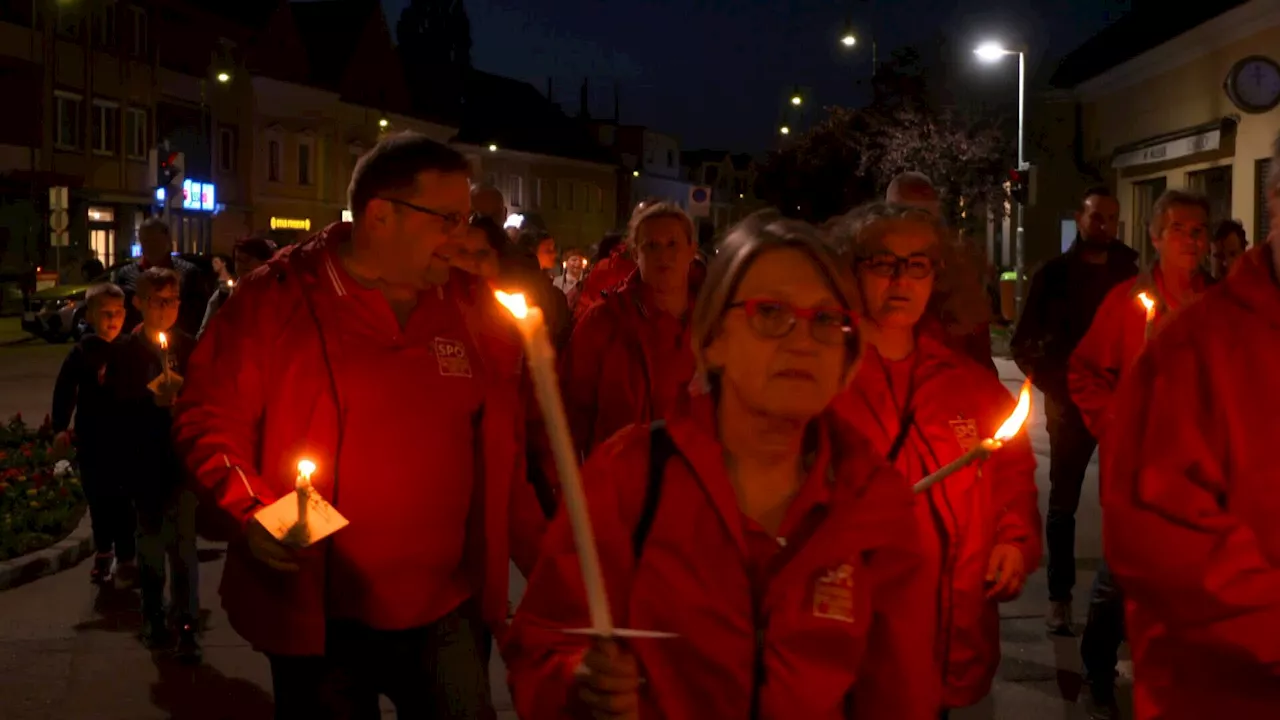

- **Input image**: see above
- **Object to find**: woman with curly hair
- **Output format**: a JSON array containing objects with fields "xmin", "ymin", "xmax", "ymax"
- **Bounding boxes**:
[{"xmin": 829, "ymin": 202, "xmax": 1041, "ymax": 717}]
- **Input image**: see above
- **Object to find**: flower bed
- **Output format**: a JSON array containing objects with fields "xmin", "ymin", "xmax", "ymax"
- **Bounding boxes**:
[{"xmin": 0, "ymin": 414, "xmax": 86, "ymax": 562}]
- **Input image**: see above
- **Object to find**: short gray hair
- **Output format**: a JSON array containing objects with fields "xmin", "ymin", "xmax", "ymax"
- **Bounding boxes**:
[
  {"xmin": 692, "ymin": 210, "xmax": 861, "ymax": 379},
  {"xmin": 625, "ymin": 201, "xmax": 695, "ymax": 252},
  {"xmin": 1149, "ymin": 189, "xmax": 1210, "ymax": 238}
]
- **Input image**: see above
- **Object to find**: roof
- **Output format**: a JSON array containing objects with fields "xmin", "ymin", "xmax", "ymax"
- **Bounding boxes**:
[
  {"xmin": 447, "ymin": 70, "xmax": 618, "ymax": 165},
  {"xmin": 290, "ymin": 0, "xmax": 379, "ymax": 91},
  {"xmin": 1050, "ymin": 0, "xmax": 1250, "ymax": 88},
  {"xmin": 182, "ymin": 0, "xmax": 278, "ymax": 29}
]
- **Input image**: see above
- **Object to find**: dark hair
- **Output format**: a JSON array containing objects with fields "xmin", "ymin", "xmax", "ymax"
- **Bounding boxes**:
[
  {"xmin": 595, "ymin": 231, "xmax": 625, "ymax": 262},
  {"xmin": 468, "ymin": 214, "xmax": 509, "ymax": 252},
  {"xmin": 234, "ymin": 235, "xmax": 277, "ymax": 262},
  {"xmin": 139, "ymin": 217, "xmax": 170, "ymax": 237},
  {"xmin": 347, "ymin": 132, "xmax": 472, "ymax": 219},
  {"xmin": 136, "ymin": 266, "xmax": 180, "ymax": 297},
  {"xmin": 1213, "ymin": 219, "xmax": 1247, "ymax": 246},
  {"xmin": 1081, "ymin": 186, "xmax": 1113, "ymax": 208},
  {"xmin": 85, "ymin": 282, "xmax": 124, "ymax": 309},
  {"xmin": 212, "ymin": 252, "xmax": 232, "ymax": 266},
  {"xmin": 518, "ymin": 229, "xmax": 553, "ymax": 254}
]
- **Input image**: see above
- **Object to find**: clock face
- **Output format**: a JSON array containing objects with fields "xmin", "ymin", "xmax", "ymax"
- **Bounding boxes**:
[{"xmin": 1228, "ymin": 57, "xmax": 1280, "ymax": 113}]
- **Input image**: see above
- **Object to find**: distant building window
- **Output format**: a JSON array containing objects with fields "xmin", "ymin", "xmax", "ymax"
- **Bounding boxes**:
[
  {"xmin": 91, "ymin": 100, "xmax": 119, "ymax": 155},
  {"xmin": 267, "ymin": 139, "xmax": 281, "ymax": 182},
  {"xmin": 54, "ymin": 91, "xmax": 82, "ymax": 151},
  {"xmin": 509, "ymin": 175, "xmax": 524, "ymax": 207},
  {"xmin": 534, "ymin": 178, "xmax": 544, "ymax": 208},
  {"xmin": 93, "ymin": 2, "xmax": 116, "ymax": 47},
  {"xmin": 219, "ymin": 126, "xmax": 237, "ymax": 172},
  {"xmin": 560, "ymin": 180, "xmax": 574, "ymax": 211},
  {"xmin": 298, "ymin": 140, "xmax": 313, "ymax": 185},
  {"xmin": 591, "ymin": 184, "xmax": 603, "ymax": 213},
  {"xmin": 129, "ymin": 7, "xmax": 147, "ymax": 57},
  {"xmin": 124, "ymin": 107, "xmax": 146, "ymax": 159}
]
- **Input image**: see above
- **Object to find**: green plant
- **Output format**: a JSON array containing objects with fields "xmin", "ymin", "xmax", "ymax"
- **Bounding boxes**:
[{"xmin": 0, "ymin": 413, "xmax": 87, "ymax": 561}]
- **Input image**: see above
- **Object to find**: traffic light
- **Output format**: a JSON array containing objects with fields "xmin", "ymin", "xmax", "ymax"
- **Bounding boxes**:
[
  {"xmin": 158, "ymin": 151, "xmax": 181, "ymax": 188},
  {"xmin": 1008, "ymin": 165, "xmax": 1037, "ymax": 207}
]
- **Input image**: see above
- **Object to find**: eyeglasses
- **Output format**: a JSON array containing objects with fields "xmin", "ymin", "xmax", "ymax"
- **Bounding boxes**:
[
  {"xmin": 728, "ymin": 298, "xmax": 854, "ymax": 346},
  {"xmin": 859, "ymin": 253, "xmax": 936, "ymax": 280},
  {"xmin": 145, "ymin": 295, "xmax": 180, "ymax": 310},
  {"xmin": 379, "ymin": 197, "xmax": 465, "ymax": 231}
]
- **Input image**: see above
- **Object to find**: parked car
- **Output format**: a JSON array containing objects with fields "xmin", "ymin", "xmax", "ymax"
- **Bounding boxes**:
[{"xmin": 21, "ymin": 262, "xmax": 129, "ymax": 342}]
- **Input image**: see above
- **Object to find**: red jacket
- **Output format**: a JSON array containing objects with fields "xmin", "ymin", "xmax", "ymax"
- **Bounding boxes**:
[
  {"xmin": 173, "ymin": 224, "xmax": 546, "ymax": 655},
  {"xmin": 574, "ymin": 247, "xmax": 637, "ymax": 322},
  {"xmin": 1100, "ymin": 244, "xmax": 1280, "ymax": 719},
  {"xmin": 833, "ymin": 335, "xmax": 1040, "ymax": 709},
  {"xmin": 560, "ymin": 270, "xmax": 696, "ymax": 457},
  {"xmin": 1067, "ymin": 265, "xmax": 1206, "ymax": 440},
  {"xmin": 505, "ymin": 393, "xmax": 940, "ymax": 719}
]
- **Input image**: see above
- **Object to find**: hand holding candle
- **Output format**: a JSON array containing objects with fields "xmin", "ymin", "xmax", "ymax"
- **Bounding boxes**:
[
  {"xmin": 255, "ymin": 457, "xmax": 348, "ymax": 548},
  {"xmin": 157, "ymin": 331, "xmax": 170, "ymax": 378},
  {"xmin": 913, "ymin": 380, "xmax": 1033, "ymax": 494},
  {"xmin": 294, "ymin": 459, "xmax": 316, "ymax": 541},
  {"xmin": 1137, "ymin": 292, "xmax": 1156, "ymax": 340}
]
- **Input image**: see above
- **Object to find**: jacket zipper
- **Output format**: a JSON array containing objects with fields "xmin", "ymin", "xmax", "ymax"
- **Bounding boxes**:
[
  {"xmin": 937, "ymin": 486, "xmax": 959, "ymax": 688},
  {"xmin": 750, "ymin": 595, "xmax": 767, "ymax": 720}
]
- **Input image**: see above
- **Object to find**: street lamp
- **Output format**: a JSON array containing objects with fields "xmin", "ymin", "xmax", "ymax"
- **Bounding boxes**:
[
  {"xmin": 779, "ymin": 125, "xmax": 791, "ymax": 135},
  {"xmin": 215, "ymin": 71, "xmax": 231, "ymax": 84},
  {"xmin": 488, "ymin": 143, "xmax": 498, "ymax": 152},
  {"xmin": 790, "ymin": 94, "xmax": 802, "ymax": 106},
  {"xmin": 839, "ymin": 23, "xmax": 876, "ymax": 76},
  {"xmin": 840, "ymin": 32, "xmax": 856, "ymax": 47},
  {"xmin": 974, "ymin": 39, "xmax": 1028, "ymax": 316}
]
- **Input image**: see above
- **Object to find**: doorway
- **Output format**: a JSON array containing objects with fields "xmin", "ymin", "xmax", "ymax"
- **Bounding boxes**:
[
  {"xmin": 1132, "ymin": 177, "xmax": 1167, "ymax": 266},
  {"xmin": 1187, "ymin": 166, "xmax": 1233, "ymax": 226}
]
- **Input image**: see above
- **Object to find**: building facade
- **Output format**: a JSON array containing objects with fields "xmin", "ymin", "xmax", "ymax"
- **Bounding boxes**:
[
  {"xmin": 682, "ymin": 150, "xmax": 768, "ymax": 241},
  {"xmin": 1033, "ymin": 0, "xmax": 1279, "ymax": 266}
]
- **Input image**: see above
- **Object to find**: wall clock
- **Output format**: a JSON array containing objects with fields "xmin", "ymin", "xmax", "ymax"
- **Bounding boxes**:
[{"xmin": 1224, "ymin": 55, "xmax": 1280, "ymax": 114}]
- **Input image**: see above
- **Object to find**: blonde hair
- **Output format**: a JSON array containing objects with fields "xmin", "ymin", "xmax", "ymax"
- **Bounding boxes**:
[
  {"xmin": 832, "ymin": 202, "xmax": 991, "ymax": 336},
  {"xmin": 692, "ymin": 210, "xmax": 862, "ymax": 380},
  {"xmin": 625, "ymin": 202, "xmax": 695, "ymax": 252}
]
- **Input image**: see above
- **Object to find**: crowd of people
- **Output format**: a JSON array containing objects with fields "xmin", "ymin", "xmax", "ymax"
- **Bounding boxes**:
[{"xmin": 46, "ymin": 129, "xmax": 1280, "ymax": 720}]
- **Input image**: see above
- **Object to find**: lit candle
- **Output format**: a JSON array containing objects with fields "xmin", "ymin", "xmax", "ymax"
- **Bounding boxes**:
[
  {"xmin": 914, "ymin": 379, "xmax": 1034, "ymax": 494},
  {"xmin": 294, "ymin": 459, "xmax": 315, "ymax": 543},
  {"xmin": 226, "ymin": 278, "xmax": 235, "ymax": 289},
  {"xmin": 495, "ymin": 290, "xmax": 614, "ymax": 636},
  {"xmin": 157, "ymin": 331, "xmax": 170, "ymax": 379},
  {"xmin": 1137, "ymin": 292, "xmax": 1156, "ymax": 340}
]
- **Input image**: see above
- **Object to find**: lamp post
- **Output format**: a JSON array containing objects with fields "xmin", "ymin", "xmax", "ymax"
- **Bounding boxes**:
[
  {"xmin": 975, "ymin": 41, "xmax": 1027, "ymax": 318},
  {"xmin": 839, "ymin": 23, "xmax": 877, "ymax": 78}
]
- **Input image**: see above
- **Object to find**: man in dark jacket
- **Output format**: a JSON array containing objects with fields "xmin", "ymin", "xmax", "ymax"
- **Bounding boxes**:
[
  {"xmin": 1011, "ymin": 186, "xmax": 1138, "ymax": 635},
  {"xmin": 115, "ymin": 219, "xmax": 203, "ymax": 336}
]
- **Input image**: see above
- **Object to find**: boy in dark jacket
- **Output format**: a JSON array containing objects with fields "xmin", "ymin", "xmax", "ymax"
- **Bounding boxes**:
[
  {"xmin": 116, "ymin": 267, "xmax": 201, "ymax": 663},
  {"xmin": 51, "ymin": 283, "xmax": 134, "ymax": 585}
]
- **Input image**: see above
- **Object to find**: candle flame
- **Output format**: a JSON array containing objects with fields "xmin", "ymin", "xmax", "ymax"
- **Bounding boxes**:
[
  {"xmin": 1137, "ymin": 292, "xmax": 1155, "ymax": 312},
  {"xmin": 993, "ymin": 380, "xmax": 1033, "ymax": 442},
  {"xmin": 494, "ymin": 290, "xmax": 530, "ymax": 320},
  {"xmin": 226, "ymin": 279, "xmax": 235, "ymax": 288},
  {"xmin": 297, "ymin": 459, "xmax": 316, "ymax": 480},
  {"xmin": 157, "ymin": 332, "xmax": 167, "ymax": 349}
]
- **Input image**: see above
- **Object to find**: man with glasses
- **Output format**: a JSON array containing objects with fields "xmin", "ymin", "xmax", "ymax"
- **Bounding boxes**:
[{"xmin": 174, "ymin": 132, "xmax": 545, "ymax": 718}]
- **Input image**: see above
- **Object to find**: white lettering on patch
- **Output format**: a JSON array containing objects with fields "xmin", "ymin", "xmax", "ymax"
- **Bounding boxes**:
[{"xmin": 434, "ymin": 337, "xmax": 472, "ymax": 378}]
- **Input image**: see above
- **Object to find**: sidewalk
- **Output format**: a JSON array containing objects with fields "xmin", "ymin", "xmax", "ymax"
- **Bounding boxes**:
[{"xmin": 0, "ymin": 315, "xmax": 34, "ymax": 345}]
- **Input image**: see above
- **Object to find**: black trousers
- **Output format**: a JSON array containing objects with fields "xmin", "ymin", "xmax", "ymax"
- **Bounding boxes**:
[
  {"xmin": 1044, "ymin": 398, "xmax": 1097, "ymax": 603},
  {"xmin": 267, "ymin": 611, "xmax": 495, "ymax": 720},
  {"xmin": 80, "ymin": 459, "xmax": 136, "ymax": 561},
  {"xmin": 1080, "ymin": 560, "xmax": 1126, "ymax": 689}
]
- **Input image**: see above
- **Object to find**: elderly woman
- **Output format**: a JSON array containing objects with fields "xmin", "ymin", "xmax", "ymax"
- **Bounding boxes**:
[
  {"xmin": 561, "ymin": 201, "xmax": 701, "ymax": 456},
  {"xmin": 830, "ymin": 203, "xmax": 1041, "ymax": 717},
  {"xmin": 506, "ymin": 211, "xmax": 937, "ymax": 719}
]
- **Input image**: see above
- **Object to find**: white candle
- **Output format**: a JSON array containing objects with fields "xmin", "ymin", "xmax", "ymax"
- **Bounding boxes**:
[
  {"xmin": 914, "ymin": 380, "xmax": 1033, "ymax": 494},
  {"xmin": 295, "ymin": 459, "xmax": 315, "ymax": 537},
  {"xmin": 495, "ymin": 290, "xmax": 614, "ymax": 636},
  {"xmin": 1137, "ymin": 292, "xmax": 1156, "ymax": 340},
  {"xmin": 157, "ymin": 331, "xmax": 170, "ymax": 378}
]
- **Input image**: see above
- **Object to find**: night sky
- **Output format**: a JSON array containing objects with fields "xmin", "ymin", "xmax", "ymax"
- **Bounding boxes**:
[{"xmin": 384, "ymin": 0, "xmax": 1132, "ymax": 153}]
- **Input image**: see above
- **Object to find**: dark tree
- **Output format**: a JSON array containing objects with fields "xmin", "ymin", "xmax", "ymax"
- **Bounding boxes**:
[{"xmin": 397, "ymin": 0, "xmax": 472, "ymax": 70}]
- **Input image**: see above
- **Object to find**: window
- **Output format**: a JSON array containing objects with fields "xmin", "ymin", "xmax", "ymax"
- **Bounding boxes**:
[
  {"xmin": 509, "ymin": 176, "xmax": 524, "ymax": 207},
  {"xmin": 267, "ymin": 139, "xmax": 281, "ymax": 182},
  {"xmin": 54, "ymin": 91, "xmax": 82, "ymax": 151},
  {"xmin": 129, "ymin": 7, "xmax": 147, "ymax": 57},
  {"xmin": 56, "ymin": 5, "xmax": 80, "ymax": 38},
  {"xmin": 124, "ymin": 107, "xmax": 145, "ymax": 159},
  {"xmin": 534, "ymin": 178, "xmax": 544, "ymax": 208},
  {"xmin": 592, "ymin": 184, "xmax": 604, "ymax": 213},
  {"xmin": 219, "ymin": 126, "xmax": 237, "ymax": 172},
  {"xmin": 93, "ymin": 2, "xmax": 116, "ymax": 47},
  {"xmin": 560, "ymin": 180, "xmax": 574, "ymax": 211},
  {"xmin": 92, "ymin": 100, "xmax": 119, "ymax": 155},
  {"xmin": 297, "ymin": 140, "xmax": 312, "ymax": 185}
]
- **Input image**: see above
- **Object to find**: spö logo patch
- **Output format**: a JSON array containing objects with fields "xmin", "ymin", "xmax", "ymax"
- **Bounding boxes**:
[
  {"xmin": 949, "ymin": 417, "xmax": 979, "ymax": 452},
  {"xmin": 813, "ymin": 563, "xmax": 857, "ymax": 623},
  {"xmin": 434, "ymin": 338, "xmax": 472, "ymax": 378}
]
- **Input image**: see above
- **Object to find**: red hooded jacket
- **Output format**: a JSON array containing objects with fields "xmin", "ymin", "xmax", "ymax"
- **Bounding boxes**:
[
  {"xmin": 505, "ymin": 393, "xmax": 940, "ymax": 719},
  {"xmin": 172, "ymin": 224, "xmax": 546, "ymax": 655},
  {"xmin": 573, "ymin": 246, "xmax": 637, "ymax": 322},
  {"xmin": 1100, "ymin": 243, "xmax": 1280, "ymax": 719},
  {"xmin": 1067, "ymin": 265, "xmax": 1207, "ymax": 440},
  {"xmin": 560, "ymin": 270, "xmax": 696, "ymax": 457},
  {"xmin": 833, "ymin": 335, "xmax": 1040, "ymax": 708}
]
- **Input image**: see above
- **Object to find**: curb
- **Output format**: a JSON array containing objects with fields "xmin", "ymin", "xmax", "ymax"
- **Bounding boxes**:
[{"xmin": 0, "ymin": 514, "xmax": 94, "ymax": 591}]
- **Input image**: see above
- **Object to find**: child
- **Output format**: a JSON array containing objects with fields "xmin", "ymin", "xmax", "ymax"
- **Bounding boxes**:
[
  {"xmin": 116, "ymin": 267, "xmax": 201, "ymax": 664},
  {"xmin": 51, "ymin": 283, "xmax": 135, "ymax": 585}
]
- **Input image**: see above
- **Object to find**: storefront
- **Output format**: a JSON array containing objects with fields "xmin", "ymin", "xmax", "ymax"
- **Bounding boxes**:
[
  {"xmin": 153, "ymin": 179, "xmax": 218, "ymax": 256},
  {"xmin": 267, "ymin": 215, "xmax": 314, "ymax": 246}
]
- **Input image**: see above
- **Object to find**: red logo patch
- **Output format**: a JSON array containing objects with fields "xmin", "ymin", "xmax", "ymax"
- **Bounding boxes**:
[
  {"xmin": 434, "ymin": 338, "xmax": 472, "ymax": 378},
  {"xmin": 813, "ymin": 563, "xmax": 856, "ymax": 623},
  {"xmin": 949, "ymin": 417, "xmax": 980, "ymax": 452}
]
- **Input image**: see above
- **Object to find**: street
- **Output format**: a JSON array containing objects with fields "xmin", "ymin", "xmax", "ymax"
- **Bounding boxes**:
[{"xmin": 0, "ymin": 320, "xmax": 1124, "ymax": 719}]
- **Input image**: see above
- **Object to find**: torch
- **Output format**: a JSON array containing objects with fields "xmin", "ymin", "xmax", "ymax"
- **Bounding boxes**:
[{"xmin": 914, "ymin": 379, "xmax": 1033, "ymax": 494}]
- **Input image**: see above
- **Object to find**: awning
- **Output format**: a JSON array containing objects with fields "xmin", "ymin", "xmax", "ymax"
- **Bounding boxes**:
[{"xmin": 1111, "ymin": 117, "xmax": 1238, "ymax": 169}]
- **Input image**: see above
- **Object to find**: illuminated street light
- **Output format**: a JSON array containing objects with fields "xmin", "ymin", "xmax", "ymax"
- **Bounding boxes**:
[
  {"xmin": 488, "ymin": 143, "xmax": 498, "ymax": 152},
  {"xmin": 632, "ymin": 170, "xmax": 640, "ymax": 177},
  {"xmin": 974, "ymin": 41, "xmax": 1011, "ymax": 63},
  {"xmin": 790, "ymin": 94, "xmax": 802, "ymax": 106},
  {"xmin": 779, "ymin": 125, "xmax": 791, "ymax": 135},
  {"xmin": 840, "ymin": 32, "xmax": 856, "ymax": 47},
  {"xmin": 378, "ymin": 117, "xmax": 389, "ymax": 128},
  {"xmin": 215, "ymin": 71, "xmax": 231, "ymax": 84}
]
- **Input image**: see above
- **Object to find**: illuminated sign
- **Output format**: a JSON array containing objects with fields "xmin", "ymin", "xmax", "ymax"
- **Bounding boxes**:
[
  {"xmin": 270, "ymin": 217, "xmax": 312, "ymax": 231},
  {"xmin": 181, "ymin": 179, "xmax": 216, "ymax": 212},
  {"xmin": 341, "ymin": 209, "xmax": 353, "ymax": 223},
  {"xmin": 154, "ymin": 187, "xmax": 166, "ymax": 205}
]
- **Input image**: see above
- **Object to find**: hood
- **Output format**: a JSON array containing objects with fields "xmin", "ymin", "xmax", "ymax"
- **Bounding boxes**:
[{"xmin": 1222, "ymin": 243, "xmax": 1280, "ymax": 331}]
